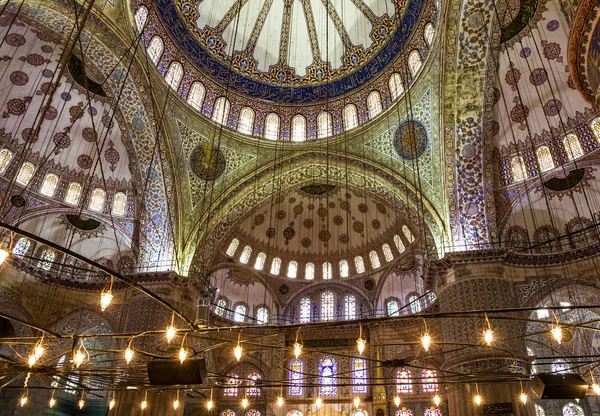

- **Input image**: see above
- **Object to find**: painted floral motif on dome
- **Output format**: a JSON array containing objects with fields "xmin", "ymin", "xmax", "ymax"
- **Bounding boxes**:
[
  {"xmin": 339, "ymin": 234, "xmax": 349, "ymax": 244},
  {"xmin": 190, "ymin": 143, "xmax": 226, "ymax": 181},
  {"xmin": 21, "ymin": 128, "xmax": 36, "ymax": 143},
  {"xmin": 266, "ymin": 227, "xmax": 276, "ymax": 238},
  {"xmin": 505, "ymin": 62, "xmax": 521, "ymax": 90},
  {"xmin": 301, "ymin": 238, "xmax": 312, "ymax": 248},
  {"xmin": 393, "ymin": 120, "xmax": 428, "ymax": 160},
  {"xmin": 293, "ymin": 204, "xmax": 303, "ymax": 216},
  {"xmin": 529, "ymin": 68, "xmax": 547, "ymax": 85},
  {"xmin": 509, "ymin": 97, "xmax": 529, "ymax": 130},
  {"xmin": 520, "ymin": 47, "xmax": 531, "ymax": 58},
  {"xmin": 317, "ymin": 207, "xmax": 328, "ymax": 218},
  {"xmin": 283, "ymin": 224, "xmax": 296, "ymax": 242},
  {"xmin": 6, "ymin": 33, "xmax": 25, "ymax": 46},
  {"xmin": 77, "ymin": 154, "xmax": 93, "ymax": 169},
  {"xmin": 333, "ymin": 215, "xmax": 343, "ymax": 226},
  {"xmin": 358, "ymin": 203, "xmax": 368, "ymax": 213},
  {"xmin": 53, "ymin": 132, "xmax": 70, "ymax": 150},
  {"xmin": 253, "ymin": 214, "xmax": 264, "ymax": 227},
  {"xmin": 372, "ymin": 219, "xmax": 381, "ymax": 229},
  {"xmin": 226, "ymin": 269, "xmax": 259, "ymax": 286},
  {"xmin": 319, "ymin": 230, "xmax": 332, "ymax": 243},
  {"xmin": 303, "ymin": 219, "xmax": 314, "ymax": 229},
  {"xmin": 543, "ymin": 99, "xmax": 562, "ymax": 116},
  {"xmin": 82, "ymin": 127, "xmax": 97, "ymax": 142},
  {"xmin": 353, "ymin": 221, "xmax": 364, "ymax": 233},
  {"xmin": 10, "ymin": 71, "xmax": 28, "ymax": 86},
  {"xmin": 3, "ymin": 97, "xmax": 30, "ymax": 118},
  {"xmin": 20, "ymin": 53, "xmax": 48, "ymax": 66},
  {"xmin": 44, "ymin": 105, "xmax": 57, "ymax": 120},
  {"xmin": 542, "ymin": 40, "xmax": 562, "ymax": 62}
]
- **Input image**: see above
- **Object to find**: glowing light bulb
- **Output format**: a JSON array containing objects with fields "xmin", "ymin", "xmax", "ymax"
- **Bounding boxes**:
[
  {"xmin": 293, "ymin": 342, "xmax": 303, "ymax": 358},
  {"xmin": 484, "ymin": 328, "xmax": 493, "ymax": 346},
  {"xmin": 125, "ymin": 347, "xmax": 134, "ymax": 364},
  {"xmin": 422, "ymin": 333, "xmax": 431, "ymax": 351},
  {"xmin": 520, "ymin": 393, "xmax": 527, "ymax": 404},
  {"xmin": 357, "ymin": 337, "xmax": 366, "ymax": 355},
  {"xmin": 49, "ymin": 397, "xmax": 56, "ymax": 408},
  {"xmin": 593, "ymin": 384, "xmax": 600, "ymax": 395},
  {"xmin": 34, "ymin": 343, "xmax": 44, "ymax": 359},
  {"xmin": 353, "ymin": 397, "xmax": 360, "ymax": 408},
  {"xmin": 551, "ymin": 326, "xmax": 563, "ymax": 344},
  {"xmin": 0, "ymin": 248, "xmax": 9, "ymax": 265},
  {"xmin": 179, "ymin": 347, "xmax": 187, "ymax": 364},
  {"xmin": 100, "ymin": 291, "xmax": 113, "ymax": 311},
  {"xmin": 433, "ymin": 395, "xmax": 441, "ymax": 406},
  {"xmin": 474, "ymin": 394, "xmax": 482, "ymax": 406},
  {"xmin": 316, "ymin": 397, "xmax": 323, "ymax": 407},
  {"xmin": 394, "ymin": 396, "xmax": 401, "ymax": 407},
  {"xmin": 28, "ymin": 354, "xmax": 37, "ymax": 367},
  {"xmin": 73, "ymin": 350, "xmax": 86, "ymax": 368},
  {"xmin": 242, "ymin": 398, "xmax": 249, "ymax": 408},
  {"xmin": 109, "ymin": 398, "xmax": 116, "ymax": 410},
  {"xmin": 79, "ymin": 399, "xmax": 85, "ymax": 409},
  {"xmin": 20, "ymin": 396, "xmax": 28, "ymax": 407},
  {"xmin": 141, "ymin": 400, "xmax": 147, "ymax": 410},
  {"xmin": 277, "ymin": 397, "xmax": 284, "ymax": 407},
  {"xmin": 166, "ymin": 325, "xmax": 176, "ymax": 342},
  {"xmin": 207, "ymin": 399, "xmax": 214, "ymax": 410},
  {"xmin": 234, "ymin": 344, "xmax": 243, "ymax": 361},
  {"xmin": 173, "ymin": 399, "xmax": 180, "ymax": 409}
]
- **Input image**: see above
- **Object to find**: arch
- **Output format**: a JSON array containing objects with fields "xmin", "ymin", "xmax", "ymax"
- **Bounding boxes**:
[
  {"xmin": 345, "ymin": 295, "xmax": 356, "ymax": 320},
  {"xmin": 422, "ymin": 369, "xmax": 438, "ymax": 392},
  {"xmin": 16, "ymin": 162, "xmax": 35, "ymax": 186},
  {"xmin": 239, "ymin": 246, "xmax": 252, "ymax": 264},
  {"xmin": 215, "ymin": 298, "xmax": 227, "ymax": 316},
  {"xmin": 511, "ymin": 156, "xmax": 527, "ymax": 182},
  {"xmin": 323, "ymin": 262, "xmax": 333, "ymax": 279},
  {"xmin": 536, "ymin": 146, "xmax": 554, "ymax": 172},
  {"xmin": 563, "ymin": 134, "xmax": 584, "ymax": 160},
  {"xmin": 12, "ymin": 237, "xmax": 30, "ymax": 257},
  {"xmin": 287, "ymin": 261, "xmax": 298, "ymax": 278},
  {"xmin": 226, "ymin": 238, "xmax": 240, "ymax": 256},
  {"xmin": 238, "ymin": 107, "xmax": 255, "ymax": 135},
  {"xmin": 256, "ymin": 307, "xmax": 268, "ymax": 324},
  {"xmin": 234, "ymin": 304, "xmax": 246, "ymax": 323},
  {"xmin": 0, "ymin": 149, "xmax": 13, "ymax": 175},
  {"xmin": 289, "ymin": 359, "xmax": 303, "ymax": 396},
  {"xmin": 408, "ymin": 50, "xmax": 422, "ymax": 76},
  {"xmin": 317, "ymin": 112, "xmax": 333, "ymax": 138},
  {"xmin": 318, "ymin": 355, "xmax": 337, "ymax": 396},
  {"xmin": 64, "ymin": 182, "xmax": 82, "ymax": 205},
  {"xmin": 369, "ymin": 250, "xmax": 381, "ymax": 269},
  {"xmin": 40, "ymin": 173, "xmax": 59, "ymax": 197},
  {"xmin": 147, "ymin": 36, "xmax": 164, "ymax": 65},
  {"xmin": 291, "ymin": 115, "xmax": 306, "ymax": 142},
  {"xmin": 382, "ymin": 243, "xmax": 394, "ymax": 262},
  {"xmin": 367, "ymin": 91, "xmax": 383, "ymax": 119},
  {"xmin": 355, "ymin": 256, "xmax": 365, "ymax": 273},
  {"xmin": 165, "ymin": 62, "xmax": 183, "ymax": 91},
  {"xmin": 409, "ymin": 295, "xmax": 421, "ymax": 313},
  {"xmin": 424, "ymin": 23, "xmax": 435, "ymax": 46},
  {"xmin": 344, "ymin": 104, "xmax": 359, "ymax": 130},
  {"xmin": 264, "ymin": 113, "xmax": 280, "ymax": 140},
  {"xmin": 305, "ymin": 262, "xmax": 315, "ymax": 280},
  {"xmin": 387, "ymin": 299, "xmax": 400, "ymax": 316},
  {"xmin": 389, "ymin": 73, "xmax": 404, "ymax": 100},
  {"xmin": 396, "ymin": 408, "xmax": 414, "ymax": 416},
  {"xmin": 221, "ymin": 411, "xmax": 237, "ymax": 416},
  {"xmin": 254, "ymin": 252, "xmax": 266, "ymax": 270},
  {"xmin": 112, "ymin": 192, "xmax": 127, "ymax": 216},
  {"xmin": 187, "ymin": 82, "xmax": 206, "ymax": 111},
  {"xmin": 535, "ymin": 404, "xmax": 546, "ymax": 416},
  {"xmin": 321, "ymin": 292, "xmax": 334, "ymax": 321},
  {"xmin": 424, "ymin": 408, "xmax": 442, "ymax": 416},
  {"xmin": 352, "ymin": 358, "xmax": 367, "ymax": 393},
  {"xmin": 212, "ymin": 97, "xmax": 231, "ymax": 126},
  {"xmin": 339, "ymin": 259, "xmax": 349, "ymax": 278},
  {"xmin": 352, "ymin": 410, "xmax": 368, "ymax": 416},
  {"xmin": 394, "ymin": 235, "xmax": 406, "ymax": 253},
  {"xmin": 396, "ymin": 368, "xmax": 412, "ymax": 393},
  {"xmin": 562, "ymin": 402, "xmax": 584, "ymax": 415},
  {"xmin": 223, "ymin": 374, "xmax": 240, "ymax": 397},
  {"xmin": 270, "ymin": 257, "xmax": 282, "ymax": 275},
  {"xmin": 246, "ymin": 372, "xmax": 261, "ymax": 396},
  {"xmin": 287, "ymin": 411, "xmax": 303, "ymax": 416},
  {"xmin": 135, "ymin": 6, "xmax": 148, "ymax": 31},
  {"xmin": 402, "ymin": 225, "xmax": 415, "ymax": 242},
  {"xmin": 300, "ymin": 298, "xmax": 311, "ymax": 323},
  {"xmin": 89, "ymin": 188, "xmax": 106, "ymax": 212}
]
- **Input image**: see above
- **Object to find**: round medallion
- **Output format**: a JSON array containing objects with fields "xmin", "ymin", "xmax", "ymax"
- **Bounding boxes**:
[
  {"xmin": 546, "ymin": 20, "xmax": 559, "ymax": 31},
  {"xmin": 358, "ymin": 203, "xmax": 368, "ymax": 213},
  {"xmin": 364, "ymin": 279, "xmax": 375, "ymax": 290},
  {"xmin": 339, "ymin": 234, "xmax": 349, "ymax": 244},
  {"xmin": 266, "ymin": 227, "xmax": 276, "ymax": 238},
  {"xmin": 529, "ymin": 68, "xmax": 548, "ymax": 86},
  {"xmin": 303, "ymin": 219, "xmax": 314, "ymax": 229},
  {"xmin": 10, "ymin": 71, "xmax": 28, "ymax": 86},
  {"xmin": 283, "ymin": 225, "xmax": 296, "ymax": 240},
  {"xmin": 190, "ymin": 144, "xmax": 226, "ymax": 180},
  {"xmin": 279, "ymin": 285, "xmax": 289, "ymax": 295},
  {"xmin": 253, "ymin": 214, "xmax": 265, "ymax": 226},
  {"xmin": 353, "ymin": 221, "xmax": 364, "ymax": 233},
  {"xmin": 77, "ymin": 154, "xmax": 93, "ymax": 169},
  {"xmin": 301, "ymin": 237, "xmax": 312, "ymax": 248},
  {"xmin": 276, "ymin": 210, "xmax": 287, "ymax": 220},
  {"xmin": 372, "ymin": 219, "xmax": 381, "ymax": 229},
  {"xmin": 333, "ymin": 215, "xmax": 343, "ymax": 226},
  {"xmin": 10, "ymin": 195, "xmax": 26, "ymax": 208},
  {"xmin": 394, "ymin": 120, "xmax": 428, "ymax": 160},
  {"xmin": 293, "ymin": 204, "xmax": 304, "ymax": 216},
  {"xmin": 543, "ymin": 99, "xmax": 562, "ymax": 116}
]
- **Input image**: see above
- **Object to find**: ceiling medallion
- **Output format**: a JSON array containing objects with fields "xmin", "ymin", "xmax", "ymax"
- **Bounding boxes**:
[
  {"xmin": 394, "ymin": 120, "xmax": 428, "ymax": 160},
  {"xmin": 190, "ymin": 143, "xmax": 226, "ymax": 181},
  {"xmin": 299, "ymin": 184, "xmax": 337, "ymax": 196}
]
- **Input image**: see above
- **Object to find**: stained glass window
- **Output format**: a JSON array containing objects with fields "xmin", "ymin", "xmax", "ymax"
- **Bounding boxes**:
[
  {"xmin": 147, "ymin": 36, "xmax": 164, "ymax": 65},
  {"xmin": 355, "ymin": 256, "xmax": 365, "ymax": 273},
  {"xmin": 224, "ymin": 374, "xmax": 239, "ymax": 396},
  {"xmin": 352, "ymin": 410, "xmax": 367, "ymax": 416},
  {"xmin": 238, "ymin": 108, "xmax": 255, "ymax": 135},
  {"xmin": 246, "ymin": 373, "xmax": 261, "ymax": 396},
  {"xmin": 422, "ymin": 369, "xmax": 438, "ymax": 392},
  {"xmin": 135, "ymin": 6, "xmax": 148, "ymax": 31},
  {"xmin": 389, "ymin": 73, "xmax": 404, "ymax": 100},
  {"xmin": 394, "ymin": 234, "xmax": 406, "ymax": 253},
  {"xmin": 592, "ymin": 117, "xmax": 600, "ymax": 141},
  {"xmin": 16, "ymin": 162, "xmax": 35, "ymax": 186},
  {"xmin": 264, "ymin": 113, "xmax": 280, "ymax": 140},
  {"xmin": 321, "ymin": 292, "xmax": 334, "ymax": 321},
  {"xmin": 39, "ymin": 249, "xmax": 55, "ymax": 271},
  {"xmin": 563, "ymin": 402, "xmax": 584, "ymax": 416},
  {"xmin": 424, "ymin": 23, "xmax": 435, "ymax": 46},
  {"xmin": 427, "ymin": 291, "xmax": 437, "ymax": 303},
  {"xmin": 287, "ymin": 261, "xmax": 298, "ymax": 278},
  {"xmin": 40, "ymin": 173, "xmax": 59, "ymax": 197},
  {"xmin": 187, "ymin": 82, "xmax": 205, "ymax": 111},
  {"xmin": 287, "ymin": 411, "xmax": 303, "ymax": 416},
  {"xmin": 367, "ymin": 91, "xmax": 382, "ymax": 119},
  {"xmin": 352, "ymin": 358, "xmax": 367, "ymax": 393},
  {"xmin": 552, "ymin": 359, "xmax": 568, "ymax": 374},
  {"xmin": 424, "ymin": 407, "xmax": 442, "ymax": 416},
  {"xmin": 339, "ymin": 260, "xmax": 349, "ymax": 278},
  {"xmin": 291, "ymin": 115, "xmax": 306, "ymax": 142},
  {"xmin": 536, "ymin": 146, "xmax": 554, "ymax": 172},
  {"xmin": 318, "ymin": 355, "xmax": 337, "ymax": 396},
  {"xmin": 13, "ymin": 237, "xmax": 30, "ymax": 257},
  {"xmin": 165, "ymin": 62, "xmax": 183, "ymax": 91},
  {"xmin": 89, "ymin": 188, "xmax": 106, "ymax": 212},
  {"xmin": 0, "ymin": 149, "xmax": 13, "ymax": 175},
  {"xmin": 289, "ymin": 359, "xmax": 304, "ymax": 396},
  {"xmin": 408, "ymin": 50, "xmax": 422, "ymax": 76},
  {"xmin": 254, "ymin": 252, "xmax": 266, "ymax": 270},
  {"xmin": 212, "ymin": 97, "xmax": 230, "ymax": 126},
  {"xmin": 409, "ymin": 295, "xmax": 421, "ymax": 313},
  {"xmin": 396, "ymin": 408, "xmax": 414, "ymax": 416},
  {"xmin": 317, "ymin": 112, "xmax": 333, "ymax": 138},
  {"xmin": 322, "ymin": 262, "xmax": 332, "ymax": 280},
  {"xmin": 64, "ymin": 182, "xmax": 82, "ymax": 205},
  {"xmin": 216, "ymin": 299, "xmax": 226, "ymax": 316},
  {"xmin": 344, "ymin": 105, "xmax": 359, "ymax": 130},
  {"xmin": 396, "ymin": 368, "xmax": 412, "ymax": 394},
  {"xmin": 345, "ymin": 295, "xmax": 356, "ymax": 320},
  {"xmin": 234, "ymin": 305, "xmax": 246, "ymax": 323},
  {"xmin": 369, "ymin": 250, "xmax": 381, "ymax": 269},
  {"xmin": 511, "ymin": 156, "xmax": 527, "ymax": 182},
  {"xmin": 245, "ymin": 410, "xmax": 260, "ymax": 416},
  {"xmin": 270, "ymin": 257, "xmax": 281, "ymax": 275},
  {"xmin": 239, "ymin": 246, "xmax": 252, "ymax": 264},
  {"xmin": 221, "ymin": 410, "xmax": 236, "ymax": 416},
  {"xmin": 256, "ymin": 307, "xmax": 268, "ymax": 324},
  {"xmin": 226, "ymin": 239, "xmax": 239, "ymax": 256},
  {"xmin": 402, "ymin": 225, "xmax": 415, "ymax": 243},
  {"xmin": 535, "ymin": 404, "xmax": 546, "ymax": 416},
  {"xmin": 300, "ymin": 298, "xmax": 311, "ymax": 323},
  {"xmin": 112, "ymin": 192, "xmax": 127, "ymax": 216},
  {"xmin": 305, "ymin": 262, "xmax": 315, "ymax": 280},
  {"xmin": 387, "ymin": 299, "xmax": 400, "ymax": 316},
  {"xmin": 382, "ymin": 244, "xmax": 394, "ymax": 262},
  {"xmin": 563, "ymin": 134, "xmax": 584, "ymax": 160}
]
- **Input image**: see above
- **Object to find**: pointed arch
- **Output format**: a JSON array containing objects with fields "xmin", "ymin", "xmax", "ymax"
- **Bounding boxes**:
[
  {"xmin": 291, "ymin": 115, "xmax": 306, "ymax": 142},
  {"xmin": 135, "ymin": 6, "xmax": 148, "ymax": 31},
  {"xmin": 318, "ymin": 355, "xmax": 337, "ymax": 396},
  {"xmin": 40, "ymin": 173, "xmax": 59, "ymax": 197},
  {"xmin": 0, "ymin": 149, "xmax": 13, "ymax": 175},
  {"xmin": 187, "ymin": 82, "xmax": 206, "ymax": 111},
  {"xmin": 147, "ymin": 36, "xmax": 164, "ymax": 65},
  {"xmin": 89, "ymin": 188, "xmax": 106, "ymax": 212},
  {"xmin": 317, "ymin": 112, "xmax": 333, "ymax": 138},
  {"xmin": 264, "ymin": 113, "xmax": 280, "ymax": 140},
  {"xmin": 408, "ymin": 50, "xmax": 422, "ymax": 76},
  {"xmin": 367, "ymin": 91, "xmax": 382, "ymax": 119},
  {"xmin": 563, "ymin": 134, "xmax": 584, "ymax": 160},
  {"xmin": 389, "ymin": 73, "xmax": 404, "ymax": 100},
  {"xmin": 112, "ymin": 192, "xmax": 127, "ymax": 216},
  {"xmin": 344, "ymin": 104, "xmax": 359, "ymax": 130},
  {"xmin": 321, "ymin": 291, "xmax": 334, "ymax": 321},
  {"xmin": 536, "ymin": 146, "xmax": 554, "ymax": 172},
  {"xmin": 289, "ymin": 359, "xmax": 304, "ymax": 396},
  {"xmin": 511, "ymin": 156, "xmax": 527, "ymax": 182},
  {"xmin": 16, "ymin": 162, "xmax": 35, "ymax": 185},
  {"xmin": 238, "ymin": 107, "xmax": 255, "ymax": 135},
  {"xmin": 396, "ymin": 368, "xmax": 412, "ymax": 394},
  {"xmin": 212, "ymin": 97, "xmax": 231, "ymax": 126},
  {"xmin": 424, "ymin": 23, "xmax": 435, "ymax": 46},
  {"xmin": 65, "ymin": 182, "xmax": 82, "ymax": 205}
]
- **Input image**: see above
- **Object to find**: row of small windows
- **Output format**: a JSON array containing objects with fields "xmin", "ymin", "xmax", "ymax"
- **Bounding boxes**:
[
  {"xmin": 215, "ymin": 301, "xmax": 270, "ymax": 325},
  {"xmin": 225, "ymin": 228, "xmax": 413, "ymax": 279},
  {"xmin": 386, "ymin": 291, "xmax": 436, "ymax": 316},
  {"xmin": 13, "ymin": 238, "xmax": 55, "ymax": 270},
  {"xmin": 0, "ymin": 150, "xmax": 128, "ymax": 215}
]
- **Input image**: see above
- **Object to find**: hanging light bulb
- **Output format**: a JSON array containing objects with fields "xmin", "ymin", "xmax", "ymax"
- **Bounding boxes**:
[
  {"xmin": 34, "ymin": 338, "xmax": 44, "ymax": 359},
  {"xmin": 353, "ymin": 397, "xmax": 360, "ymax": 408},
  {"xmin": 20, "ymin": 395, "xmax": 28, "ymax": 407},
  {"xmin": 357, "ymin": 337, "xmax": 366, "ymax": 355},
  {"xmin": 315, "ymin": 397, "xmax": 323, "ymax": 407},
  {"xmin": 49, "ymin": 396, "xmax": 56, "ymax": 408},
  {"xmin": 520, "ymin": 392, "xmax": 527, "ymax": 404},
  {"xmin": 141, "ymin": 400, "xmax": 147, "ymax": 410},
  {"xmin": 0, "ymin": 248, "xmax": 9, "ymax": 265},
  {"xmin": 179, "ymin": 347, "xmax": 187, "ymax": 364},
  {"xmin": 593, "ymin": 383, "xmax": 600, "ymax": 395},
  {"xmin": 207, "ymin": 399, "xmax": 214, "ymax": 410},
  {"xmin": 73, "ymin": 340, "xmax": 88, "ymax": 368},
  {"xmin": 109, "ymin": 398, "xmax": 116, "ymax": 410},
  {"xmin": 241, "ymin": 398, "xmax": 249, "ymax": 408},
  {"xmin": 422, "ymin": 333, "xmax": 431, "ymax": 351},
  {"xmin": 394, "ymin": 396, "xmax": 401, "ymax": 407},
  {"xmin": 27, "ymin": 354, "xmax": 37, "ymax": 367},
  {"xmin": 100, "ymin": 291, "xmax": 113, "ymax": 311},
  {"xmin": 79, "ymin": 399, "xmax": 85, "ymax": 409},
  {"xmin": 125, "ymin": 347, "xmax": 134, "ymax": 364},
  {"xmin": 551, "ymin": 325, "xmax": 563, "ymax": 344},
  {"xmin": 433, "ymin": 395, "xmax": 441, "ymax": 406},
  {"xmin": 484, "ymin": 328, "xmax": 494, "ymax": 346},
  {"xmin": 277, "ymin": 396, "xmax": 284, "ymax": 407},
  {"xmin": 293, "ymin": 341, "xmax": 303, "ymax": 358},
  {"xmin": 166, "ymin": 313, "xmax": 176, "ymax": 342},
  {"xmin": 234, "ymin": 343, "xmax": 243, "ymax": 361},
  {"xmin": 474, "ymin": 394, "xmax": 482, "ymax": 406},
  {"xmin": 173, "ymin": 399, "xmax": 180, "ymax": 409}
]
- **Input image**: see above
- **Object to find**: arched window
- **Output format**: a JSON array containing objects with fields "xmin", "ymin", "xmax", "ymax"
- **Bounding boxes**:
[
  {"xmin": 264, "ymin": 113, "xmax": 280, "ymax": 140},
  {"xmin": 270, "ymin": 257, "xmax": 282, "ymax": 275},
  {"xmin": 354, "ymin": 255, "xmax": 365, "ymax": 273},
  {"xmin": 89, "ymin": 188, "xmax": 106, "ymax": 212},
  {"xmin": 592, "ymin": 117, "xmax": 600, "ymax": 141},
  {"xmin": 318, "ymin": 355, "xmax": 337, "ymax": 396},
  {"xmin": 382, "ymin": 243, "xmax": 394, "ymax": 262},
  {"xmin": 234, "ymin": 305, "xmax": 246, "ymax": 323},
  {"xmin": 0, "ymin": 149, "xmax": 13, "ymax": 174},
  {"xmin": 135, "ymin": 6, "xmax": 148, "ymax": 31},
  {"xmin": 396, "ymin": 408, "xmax": 414, "ymax": 416},
  {"xmin": 563, "ymin": 134, "xmax": 584, "ymax": 160},
  {"xmin": 563, "ymin": 402, "xmax": 584, "ymax": 416},
  {"xmin": 215, "ymin": 299, "xmax": 226, "ymax": 316},
  {"xmin": 369, "ymin": 250, "xmax": 380, "ymax": 269},
  {"xmin": 239, "ymin": 246, "xmax": 252, "ymax": 264},
  {"xmin": 16, "ymin": 162, "xmax": 35, "ymax": 185},
  {"xmin": 245, "ymin": 410, "xmax": 261, "ymax": 416},
  {"xmin": 221, "ymin": 410, "xmax": 237, "ymax": 416},
  {"xmin": 408, "ymin": 50, "xmax": 422, "ymax": 76},
  {"xmin": 287, "ymin": 261, "xmax": 298, "ymax": 278},
  {"xmin": 535, "ymin": 404, "xmax": 546, "ymax": 416},
  {"xmin": 226, "ymin": 239, "xmax": 240, "ymax": 256},
  {"xmin": 212, "ymin": 97, "xmax": 230, "ymax": 126},
  {"xmin": 344, "ymin": 104, "xmax": 359, "ymax": 130},
  {"xmin": 396, "ymin": 368, "xmax": 412, "ymax": 394},
  {"xmin": 291, "ymin": 115, "xmax": 306, "ymax": 142},
  {"xmin": 345, "ymin": 295, "xmax": 356, "ymax": 320},
  {"xmin": 427, "ymin": 291, "xmax": 437, "ymax": 303},
  {"xmin": 387, "ymin": 299, "xmax": 400, "ymax": 316},
  {"xmin": 552, "ymin": 359, "xmax": 569, "ymax": 374},
  {"xmin": 367, "ymin": 91, "xmax": 382, "ymax": 119},
  {"xmin": 40, "ymin": 173, "xmax": 59, "ymax": 197},
  {"xmin": 165, "ymin": 62, "xmax": 183, "ymax": 91},
  {"xmin": 287, "ymin": 410, "xmax": 303, "ymax": 416},
  {"xmin": 300, "ymin": 298, "xmax": 311, "ymax": 323},
  {"xmin": 424, "ymin": 23, "xmax": 435, "ymax": 46},
  {"xmin": 317, "ymin": 112, "xmax": 333, "ymax": 138},
  {"xmin": 147, "ymin": 36, "xmax": 164, "ymax": 65},
  {"xmin": 223, "ymin": 374, "xmax": 240, "ymax": 396},
  {"xmin": 256, "ymin": 307, "xmax": 268, "ymax": 325},
  {"xmin": 339, "ymin": 260, "xmax": 349, "ymax": 278},
  {"xmin": 422, "ymin": 369, "xmax": 438, "ymax": 392},
  {"xmin": 238, "ymin": 107, "xmax": 255, "ymax": 135},
  {"xmin": 254, "ymin": 252, "xmax": 266, "ymax": 270},
  {"xmin": 289, "ymin": 359, "xmax": 304, "ymax": 396},
  {"xmin": 112, "ymin": 192, "xmax": 127, "ymax": 216},
  {"xmin": 12, "ymin": 237, "xmax": 30, "ymax": 257},
  {"xmin": 389, "ymin": 73, "xmax": 404, "ymax": 100},
  {"xmin": 246, "ymin": 373, "xmax": 261, "ymax": 396},
  {"xmin": 402, "ymin": 225, "xmax": 415, "ymax": 243},
  {"xmin": 536, "ymin": 146, "xmax": 554, "ymax": 172},
  {"xmin": 187, "ymin": 82, "xmax": 206, "ymax": 111},
  {"xmin": 321, "ymin": 292, "xmax": 334, "ymax": 321},
  {"xmin": 352, "ymin": 358, "xmax": 367, "ymax": 393},
  {"xmin": 424, "ymin": 408, "xmax": 442, "ymax": 416},
  {"xmin": 394, "ymin": 235, "xmax": 406, "ymax": 253},
  {"xmin": 511, "ymin": 156, "xmax": 527, "ymax": 182},
  {"xmin": 322, "ymin": 262, "xmax": 333, "ymax": 280},
  {"xmin": 352, "ymin": 410, "xmax": 367, "ymax": 416},
  {"xmin": 409, "ymin": 295, "xmax": 421, "ymax": 313},
  {"xmin": 65, "ymin": 182, "xmax": 82, "ymax": 205},
  {"xmin": 305, "ymin": 262, "xmax": 315, "ymax": 280},
  {"xmin": 39, "ymin": 249, "xmax": 55, "ymax": 271}
]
